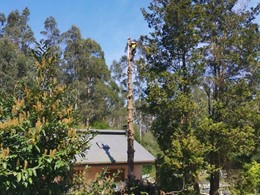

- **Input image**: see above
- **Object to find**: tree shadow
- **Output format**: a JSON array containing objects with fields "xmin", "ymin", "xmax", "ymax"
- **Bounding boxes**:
[{"xmin": 102, "ymin": 143, "xmax": 116, "ymax": 163}]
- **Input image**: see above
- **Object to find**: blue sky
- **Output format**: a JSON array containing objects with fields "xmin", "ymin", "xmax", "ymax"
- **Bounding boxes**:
[
  {"xmin": 1, "ymin": 0, "xmax": 259, "ymax": 67},
  {"xmin": 0, "ymin": 0, "xmax": 151, "ymax": 66}
]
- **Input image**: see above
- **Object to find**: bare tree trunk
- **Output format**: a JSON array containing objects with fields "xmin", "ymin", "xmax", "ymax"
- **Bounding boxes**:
[
  {"xmin": 210, "ymin": 169, "xmax": 220, "ymax": 195},
  {"xmin": 209, "ymin": 147, "xmax": 220, "ymax": 195},
  {"xmin": 127, "ymin": 38, "xmax": 135, "ymax": 190}
]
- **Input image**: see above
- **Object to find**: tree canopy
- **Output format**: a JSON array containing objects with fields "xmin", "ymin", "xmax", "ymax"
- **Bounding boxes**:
[
  {"xmin": 140, "ymin": 0, "xmax": 259, "ymax": 194},
  {"xmin": 0, "ymin": 45, "xmax": 90, "ymax": 194},
  {"xmin": 0, "ymin": 4, "xmax": 259, "ymax": 194}
]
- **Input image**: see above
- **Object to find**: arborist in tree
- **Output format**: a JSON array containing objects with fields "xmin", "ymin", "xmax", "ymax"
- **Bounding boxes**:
[{"xmin": 129, "ymin": 41, "xmax": 138, "ymax": 61}]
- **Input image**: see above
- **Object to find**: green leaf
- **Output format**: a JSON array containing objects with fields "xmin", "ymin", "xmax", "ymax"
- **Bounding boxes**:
[
  {"xmin": 28, "ymin": 169, "xmax": 32, "ymax": 176},
  {"xmin": 46, "ymin": 158, "xmax": 52, "ymax": 163},
  {"xmin": 2, "ymin": 162, "xmax": 7, "ymax": 169},
  {"xmin": 34, "ymin": 145, "xmax": 40, "ymax": 153},
  {"xmin": 28, "ymin": 177, "xmax": 33, "ymax": 184},
  {"xmin": 32, "ymin": 169, "xmax": 37, "ymax": 177},
  {"xmin": 17, "ymin": 173, "xmax": 22, "ymax": 182}
]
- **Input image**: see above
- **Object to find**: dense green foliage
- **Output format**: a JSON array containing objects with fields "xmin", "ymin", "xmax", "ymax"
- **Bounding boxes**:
[
  {"xmin": 195, "ymin": 1, "xmax": 259, "ymax": 194},
  {"xmin": 70, "ymin": 168, "xmax": 117, "ymax": 195},
  {"xmin": 0, "ymin": 3, "xmax": 259, "ymax": 194},
  {"xmin": 0, "ymin": 46, "xmax": 90, "ymax": 194},
  {"xmin": 0, "ymin": 8, "xmax": 35, "ymax": 95},
  {"xmin": 141, "ymin": 0, "xmax": 208, "ymax": 193},
  {"xmin": 141, "ymin": 0, "xmax": 259, "ymax": 194},
  {"xmin": 62, "ymin": 27, "xmax": 114, "ymax": 126},
  {"xmin": 0, "ymin": 9, "xmax": 126, "ymax": 129}
]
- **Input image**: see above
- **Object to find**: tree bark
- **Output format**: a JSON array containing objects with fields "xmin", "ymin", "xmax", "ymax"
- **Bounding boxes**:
[
  {"xmin": 127, "ymin": 38, "xmax": 135, "ymax": 191},
  {"xmin": 210, "ymin": 170, "xmax": 220, "ymax": 195},
  {"xmin": 209, "ymin": 152, "xmax": 220, "ymax": 195}
]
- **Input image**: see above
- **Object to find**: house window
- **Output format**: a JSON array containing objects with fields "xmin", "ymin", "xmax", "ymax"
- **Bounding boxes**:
[{"xmin": 105, "ymin": 169, "xmax": 125, "ymax": 182}]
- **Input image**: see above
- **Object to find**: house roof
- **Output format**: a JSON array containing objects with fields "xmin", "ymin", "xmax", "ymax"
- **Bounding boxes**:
[{"xmin": 75, "ymin": 129, "xmax": 155, "ymax": 165}]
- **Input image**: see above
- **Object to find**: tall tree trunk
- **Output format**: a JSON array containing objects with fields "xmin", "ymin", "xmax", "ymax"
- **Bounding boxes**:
[
  {"xmin": 209, "ymin": 150, "xmax": 220, "ymax": 195},
  {"xmin": 209, "ymin": 60, "xmax": 222, "ymax": 194},
  {"xmin": 210, "ymin": 169, "xmax": 220, "ymax": 195},
  {"xmin": 127, "ymin": 38, "xmax": 135, "ymax": 191}
]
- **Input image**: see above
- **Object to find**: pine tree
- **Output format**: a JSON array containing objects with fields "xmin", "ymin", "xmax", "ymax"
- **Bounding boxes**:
[
  {"xmin": 141, "ymin": 0, "xmax": 259, "ymax": 194},
  {"xmin": 197, "ymin": 1, "xmax": 260, "ymax": 194},
  {"xmin": 141, "ymin": 0, "xmax": 206, "ymax": 192}
]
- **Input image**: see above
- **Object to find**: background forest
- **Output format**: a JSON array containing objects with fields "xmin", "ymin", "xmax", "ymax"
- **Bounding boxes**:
[{"xmin": 0, "ymin": 0, "xmax": 259, "ymax": 194}]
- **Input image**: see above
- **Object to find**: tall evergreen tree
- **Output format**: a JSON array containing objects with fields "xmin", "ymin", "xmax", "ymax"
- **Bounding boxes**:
[
  {"xmin": 141, "ymin": 0, "xmax": 206, "ymax": 192},
  {"xmin": 110, "ymin": 56, "xmax": 128, "ymax": 100},
  {"xmin": 4, "ymin": 8, "xmax": 35, "ymax": 53},
  {"xmin": 61, "ymin": 26, "xmax": 120, "ymax": 127},
  {"xmin": 197, "ymin": 1, "xmax": 260, "ymax": 194},
  {"xmin": 0, "ymin": 9, "xmax": 35, "ymax": 96},
  {"xmin": 141, "ymin": 0, "xmax": 259, "ymax": 194},
  {"xmin": 0, "ymin": 13, "xmax": 6, "ymax": 37},
  {"xmin": 0, "ymin": 37, "xmax": 32, "ymax": 95},
  {"xmin": 40, "ymin": 16, "xmax": 61, "ymax": 48},
  {"xmin": 40, "ymin": 17, "xmax": 63, "ymax": 82}
]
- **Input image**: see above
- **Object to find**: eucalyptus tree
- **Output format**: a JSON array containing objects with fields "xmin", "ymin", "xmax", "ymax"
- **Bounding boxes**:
[
  {"xmin": 110, "ymin": 54, "xmax": 152, "ymax": 138},
  {"xmin": 61, "ymin": 26, "xmax": 120, "ymax": 127},
  {"xmin": 0, "ymin": 13, "xmax": 6, "ymax": 37},
  {"xmin": 3, "ymin": 7, "xmax": 35, "ymax": 53},
  {"xmin": 40, "ymin": 16, "xmax": 61, "ymax": 48},
  {"xmin": 141, "ymin": 0, "xmax": 206, "ymax": 192},
  {"xmin": 40, "ymin": 16, "xmax": 63, "ymax": 82},
  {"xmin": 0, "ymin": 9, "xmax": 35, "ymax": 96},
  {"xmin": 110, "ymin": 56, "xmax": 128, "ymax": 99},
  {"xmin": 109, "ymin": 57, "xmax": 129, "ymax": 128},
  {"xmin": 0, "ymin": 38, "xmax": 29, "ymax": 95}
]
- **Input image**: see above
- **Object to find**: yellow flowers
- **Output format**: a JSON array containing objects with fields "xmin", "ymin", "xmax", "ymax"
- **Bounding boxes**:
[
  {"xmin": 12, "ymin": 106, "xmax": 17, "ymax": 115},
  {"xmin": 0, "ymin": 111, "xmax": 29, "ymax": 130},
  {"xmin": 51, "ymin": 78, "xmax": 57, "ymax": 85},
  {"xmin": 33, "ymin": 101, "xmax": 44, "ymax": 112},
  {"xmin": 49, "ymin": 149, "xmax": 56, "ymax": 158},
  {"xmin": 66, "ymin": 106, "xmax": 73, "ymax": 115},
  {"xmin": 12, "ymin": 98, "xmax": 25, "ymax": 115},
  {"xmin": 18, "ymin": 112, "xmax": 26, "ymax": 124},
  {"xmin": 23, "ymin": 160, "xmax": 28, "ymax": 170},
  {"xmin": 42, "ymin": 148, "xmax": 57, "ymax": 158},
  {"xmin": 0, "ymin": 118, "xmax": 19, "ymax": 129},
  {"xmin": 55, "ymin": 85, "xmax": 64, "ymax": 93},
  {"xmin": 35, "ymin": 118, "xmax": 42, "ymax": 132},
  {"xmin": 62, "ymin": 117, "xmax": 73, "ymax": 125},
  {"xmin": 1, "ymin": 147, "xmax": 10, "ymax": 160},
  {"xmin": 24, "ymin": 87, "xmax": 31, "ymax": 99},
  {"xmin": 67, "ymin": 128, "xmax": 77, "ymax": 138}
]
